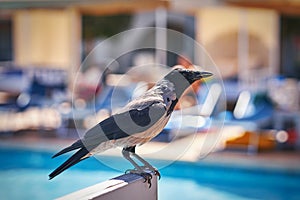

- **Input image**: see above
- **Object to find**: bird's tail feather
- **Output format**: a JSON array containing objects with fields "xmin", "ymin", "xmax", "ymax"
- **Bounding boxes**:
[
  {"xmin": 49, "ymin": 148, "xmax": 89, "ymax": 180},
  {"xmin": 52, "ymin": 140, "xmax": 83, "ymax": 158}
]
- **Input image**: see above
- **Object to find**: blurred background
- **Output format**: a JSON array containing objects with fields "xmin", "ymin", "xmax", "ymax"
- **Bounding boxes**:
[{"xmin": 0, "ymin": 0, "xmax": 300, "ymax": 200}]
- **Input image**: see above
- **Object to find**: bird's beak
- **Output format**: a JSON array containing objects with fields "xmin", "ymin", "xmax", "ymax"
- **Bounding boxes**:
[
  {"xmin": 199, "ymin": 71, "xmax": 213, "ymax": 78},
  {"xmin": 192, "ymin": 71, "xmax": 213, "ymax": 81}
]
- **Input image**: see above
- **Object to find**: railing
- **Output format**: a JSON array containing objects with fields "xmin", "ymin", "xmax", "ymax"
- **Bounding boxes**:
[{"xmin": 56, "ymin": 173, "xmax": 158, "ymax": 200}]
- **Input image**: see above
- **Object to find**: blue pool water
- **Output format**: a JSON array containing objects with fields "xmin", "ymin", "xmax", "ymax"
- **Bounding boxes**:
[{"xmin": 1, "ymin": 147, "xmax": 300, "ymax": 200}]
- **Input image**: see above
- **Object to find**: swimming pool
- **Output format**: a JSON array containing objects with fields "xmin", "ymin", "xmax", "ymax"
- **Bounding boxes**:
[{"xmin": 1, "ymin": 147, "xmax": 299, "ymax": 200}]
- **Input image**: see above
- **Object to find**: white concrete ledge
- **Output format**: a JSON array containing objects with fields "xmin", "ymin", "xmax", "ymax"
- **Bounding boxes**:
[{"xmin": 56, "ymin": 173, "xmax": 157, "ymax": 200}]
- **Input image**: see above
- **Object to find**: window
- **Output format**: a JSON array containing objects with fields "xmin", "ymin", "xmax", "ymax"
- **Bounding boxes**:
[{"xmin": 0, "ymin": 19, "xmax": 13, "ymax": 62}]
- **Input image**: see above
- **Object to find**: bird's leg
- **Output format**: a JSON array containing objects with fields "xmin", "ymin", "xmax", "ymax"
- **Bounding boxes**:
[
  {"xmin": 122, "ymin": 146, "xmax": 160, "ymax": 178},
  {"xmin": 130, "ymin": 152, "xmax": 161, "ymax": 179},
  {"xmin": 122, "ymin": 146, "xmax": 153, "ymax": 187},
  {"xmin": 122, "ymin": 148, "xmax": 144, "ymax": 171}
]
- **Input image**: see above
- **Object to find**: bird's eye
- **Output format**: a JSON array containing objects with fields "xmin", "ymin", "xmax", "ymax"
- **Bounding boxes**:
[{"xmin": 167, "ymin": 97, "xmax": 170, "ymax": 102}]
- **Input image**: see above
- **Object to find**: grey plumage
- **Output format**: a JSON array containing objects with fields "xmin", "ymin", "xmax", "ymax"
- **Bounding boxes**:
[{"xmin": 49, "ymin": 68, "xmax": 212, "ymax": 180}]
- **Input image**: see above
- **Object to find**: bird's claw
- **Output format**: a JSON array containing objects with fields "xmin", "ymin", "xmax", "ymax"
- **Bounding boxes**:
[
  {"xmin": 125, "ymin": 169, "xmax": 154, "ymax": 188},
  {"xmin": 140, "ymin": 166, "xmax": 161, "ymax": 180},
  {"xmin": 153, "ymin": 169, "xmax": 161, "ymax": 180},
  {"xmin": 145, "ymin": 167, "xmax": 161, "ymax": 180},
  {"xmin": 141, "ymin": 172, "xmax": 152, "ymax": 188},
  {"xmin": 125, "ymin": 166, "xmax": 161, "ymax": 179}
]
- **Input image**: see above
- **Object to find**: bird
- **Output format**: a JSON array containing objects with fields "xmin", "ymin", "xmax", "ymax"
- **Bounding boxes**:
[{"xmin": 49, "ymin": 68, "xmax": 213, "ymax": 187}]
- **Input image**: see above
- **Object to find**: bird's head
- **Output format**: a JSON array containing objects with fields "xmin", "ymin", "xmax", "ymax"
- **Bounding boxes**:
[
  {"xmin": 164, "ymin": 68, "xmax": 213, "ymax": 98},
  {"xmin": 171, "ymin": 68, "xmax": 213, "ymax": 84},
  {"xmin": 157, "ymin": 68, "xmax": 213, "ymax": 115}
]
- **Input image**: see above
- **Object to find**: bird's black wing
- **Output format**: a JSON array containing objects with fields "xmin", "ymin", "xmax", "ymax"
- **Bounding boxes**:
[
  {"xmin": 82, "ymin": 101, "xmax": 166, "ymax": 149},
  {"xmin": 49, "ymin": 101, "xmax": 166, "ymax": 179}
]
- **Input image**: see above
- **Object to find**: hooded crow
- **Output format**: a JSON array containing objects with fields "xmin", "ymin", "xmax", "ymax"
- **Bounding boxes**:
[{"xmin": 49, "ymin": 68, "xmax": 212, "ymax": 186}]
